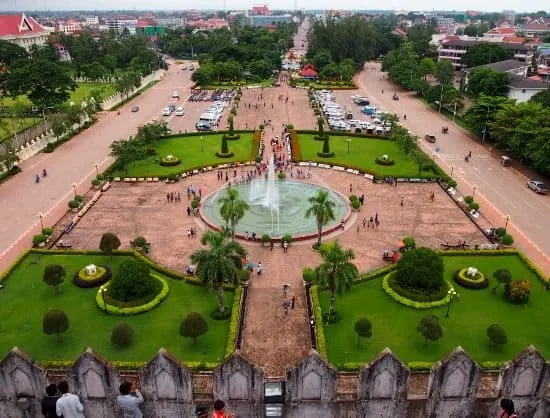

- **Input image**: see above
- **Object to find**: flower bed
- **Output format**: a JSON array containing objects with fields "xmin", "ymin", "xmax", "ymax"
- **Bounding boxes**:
[
  {"xmin": 73, "ymin": 265, "xmax": 112, "ymax": 288},
  {"xmin": 453, "ymin": 268, "xmax": 488, "ymax": 289},
  {"xmin": 160, "ymin": 156, "xmax": 181, "ymax": 166}
]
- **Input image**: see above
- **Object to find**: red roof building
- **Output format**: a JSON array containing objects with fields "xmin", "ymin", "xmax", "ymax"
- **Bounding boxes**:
[
  {"xmin": 252, "ymin": 5, "xmax": 270, "ymax": 16},
  {"xmin": 0, "ymin": 13, "xmax": 49, "ymax": 51},
  {"xmin": 391, "ymin": 27, "xmax": 407, "ymax": 38},
  {"xmin": 300, "ymin": 64, "xmax": 318, "ymax": 79}
]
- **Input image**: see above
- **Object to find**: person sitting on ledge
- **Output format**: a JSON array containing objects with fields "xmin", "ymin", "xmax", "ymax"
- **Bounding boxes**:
[{"xmin": 212, "ymin": 400, "xmax": 234, "ymax": 418}]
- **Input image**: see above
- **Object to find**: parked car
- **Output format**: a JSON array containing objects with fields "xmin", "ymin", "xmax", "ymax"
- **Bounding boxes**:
[
  {"xmin": 424, "ymin": 134, "xmax": 436, "ymax": 143},
  {"xmin": 172, "ymin": 90, "xmax": 179, "ymax": 99},
  {"xmin": 131, "ymin": 106, "xmax": 139, "ymax": 112},
  {"xmin": 196, "ymin": 121, "xmax": 212, "ymax": 131},
  {"xmin": 162, "ymin": 107, "xmax": 171, "ymax": 116},
  {"xmin": 354, "ymin": 98, "xmax": 370, "ymax": 105},
  {"xmin": 527, "ymin": 180, "xmax": 548, "ymax": 194},
  {"xmin": 175, "ymin": 106, "xmax": 185, "ymax": 116},
  {"xmin": 167, "ymin": 103, "xmax": 176, "ymax": 112}
]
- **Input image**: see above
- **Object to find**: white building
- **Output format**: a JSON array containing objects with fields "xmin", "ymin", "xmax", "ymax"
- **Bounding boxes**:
[
  {"xmin": 85, "ymin": 16, "xmax": 99, "ymax": 25},
  {"xmin": 105, "ymin": 18, "xmax": 138, "ymax": 34},
  {"xmin": 0, "ymin": 13, "xmax": 50, "ymax": 52}
]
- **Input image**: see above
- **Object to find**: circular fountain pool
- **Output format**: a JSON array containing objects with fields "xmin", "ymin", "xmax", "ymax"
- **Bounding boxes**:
[{"xmin": 201, "ymin": 180, "xmax": 349, "ymax": 238}]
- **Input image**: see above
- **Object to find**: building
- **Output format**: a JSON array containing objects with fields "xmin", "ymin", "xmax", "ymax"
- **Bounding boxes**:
[
  {"xmin": 247, "ymin": 14, "xmax": 292, "ymax": 27},
  {"xmin": 185, "ymin": 18, "xmax": 229, "ymax": 31},
  {"xmin": 56, "ymin": 19, "xmax": 81, "ymax": 34},
  {"xmin": 0, "ymin": 13, "xmax": 50, "ymax": 52},
  {"xmin": 300, "ymin": 64, "xmax": 318, "ymax": 79},
  {"xmin": 136, "ymin": 17, "xmax": 165, "ymax": 38},
  {"xmin": 522, "ymin": 23, "xmax": 550, "ymax": 38},
  {"xmin": 105, "ymin": 17, "xmax": 138, "ymax": 34},
  {"xmin": 54, "ymin": 43, "xmax": 71, "ymax": 62},
  {"xmin": 85, "ymin": 16, "xmax": 99, "ymax": 25},
  {"xmin": 156, "ymin": 17, "xmax": 185, "ymax": 27},
  {"xmin": 391, "ymin": 27, "xmax": 407, "ymax": 38},
  {"xmin": 483, "ymin": 27, "xmax": 516, "ymax": 40},
  {"xmin": 252, "ymin": 5, "xmax": 270, "ymax": 15}
]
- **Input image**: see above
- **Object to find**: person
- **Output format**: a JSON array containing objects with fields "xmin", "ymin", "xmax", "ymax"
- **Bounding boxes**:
[
  {"xmin": 212, "ymin": 399, "xmax": 234, "ymax": 418},
  {"xmin": 42, "ymin": 168, "xmax": 47, "ymax": 177},
  {"xmin": 283, "ymin": 300, "xmax": 290, "ymax": 314},
  {"xmin": 498, "ymin": 398, "xmax": 517, "ymax": 418},
  {"xmin": 283, "ymin": 241, "xmax": 288, "ymax": 253},
  {"xmin": 468, "ymin": 150, "xmax": 472, "ymax": 158},
  {"xmin": 196, "ymin": 405, "xmax": 209, "ymax": 417},
  {"xmin": 35, "ymin": 174, "xmax": 40, "ymax": 183},
  {"xmin": 283, "ymin": 283, "xmax": 289, "ymax": 298},
  {"xmin": 56, "ymin": 381, "xmax": 84, "ymax": 418},
  {"xmin": 257, "ymin": 261, "xmax": 262, "ymax": 275},
  {"xmin": 270, "ymin": 240, "xmax": 274, "ymax": 251},
  {"xmin": 41, "ymin": 383, "xmax": 60, "ymax": 418},
  {"xmin": 403, "ymin": 114, "xmax": 406, "ymax": 120},
  {"xmin": 117, "ymin": 381, "xmax": 144, "ymax": 418},
  {"xmin": 291, "ymin": 295, "xmax": 296, "ymax": 309},
  {"xmin": 117, "ymin": 110, "xmax": 120, "ymax": 115}
]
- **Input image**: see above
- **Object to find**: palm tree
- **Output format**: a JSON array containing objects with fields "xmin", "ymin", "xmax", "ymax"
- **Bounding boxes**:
[
  {"xmin": 305, "ymin": 189, "xmax": 336, "ymax": 247},
  {"xmin": 219, "ymin": 187, "xmax": 249, "ymax": 241},
  {"xmin": 316, "ymin": 241, "xmax": 358, "ymax": 321},
  {"xmin": 191, "ymin": 230, "xmax": 246, "ymax": 313}
]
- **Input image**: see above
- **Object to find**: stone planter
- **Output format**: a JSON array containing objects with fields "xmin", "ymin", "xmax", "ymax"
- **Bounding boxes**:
[{"xmin": 38, "ymin": 242, "xmax": 46, "ymax": 247}]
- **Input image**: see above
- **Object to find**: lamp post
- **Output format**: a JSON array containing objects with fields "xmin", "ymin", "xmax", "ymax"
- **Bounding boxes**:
[
  {"xmin": 438, "ymin": 84, "xmax": 444, "ymax": 113},
  {"xmin": 94, "ymin": 162, "xmax": 99, "ymax": 178},
  {"xmin": 346, "ymin": 137, "xmax": 351, "ymax": 154},
  {"xmin": 37, "ymin": 212, "xmax": 45, "ymax": 232},
  {"xmin": 71, "ymin": 182, "xmax": 77, "ymax": 198},
  {"xmin": 201, "ymin": 135, "xmax": 204, "ymax": 152},
  {"xmin": 101, "ymin": 287, "xmax": 107, "ymax": 313},
  {"xmin": 472, "ymin": 184, "xmax": 477, "ymax": 199},
  {"xmin": 481, "ymin": 103, "xmax": 491, "ymax": 142},
  {"xmin": 450, "ymin": 164, "xmax": 454, "ymax": 178},
  {"xmin": 504, "ymin": 215, "xmax": 511, "ymax": 234},
  {"xmin": 445, "ymin": 287, "xmax": 459, "ymax": 317}
]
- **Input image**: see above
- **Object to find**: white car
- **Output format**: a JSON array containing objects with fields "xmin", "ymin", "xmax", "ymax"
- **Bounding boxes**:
[
  {"xmin": 175, "ymin": 106, "xmax": 185, "ymax": 116},
  {"xmin": 162, "ymin": 107, "xmax": 171, "ymax": 116}
]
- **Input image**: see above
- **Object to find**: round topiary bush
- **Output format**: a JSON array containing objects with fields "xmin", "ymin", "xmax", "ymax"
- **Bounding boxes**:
[
  {"xmin": 464, "ymin": 195, "xmax": 474, "ymax": 204},
  {"xmin": 160, "ymin": 155, "xmax": 181, "ymax": 166},
  {"xmin": 375, "ymin": 155, "xmax": 395, "ymax": 166},
  {"xmin": 215, "ymin": 152, "xmax": 235, "ymax": 158},
  {"xmin": 68, "ymin": 199, "xmax": 80, "ymax": 210},
  {"xmin": 73, "ymin": 265, "xmax": 112, "ymax": 288},
  {"xmin": 395, "ymin": 248, "xmax": 445, "ymax": 295},
  {"xmin": 469, "ymin": 202, "xmax": 480, "ymax": 211},
  {"xmin": 133, "ymin": 236, "xmax": 147, "ymax": 248},
  {"xmin": 106, "ymin": 260, "xmax": 161, "ymax": 304},
  {"xmin": 224, "ymin": 133, "xmax": 241, "ymax": 141},
  {"xmin": 111, "ymin": 322, "xmax": 134, "ymax": 347},
  {"xmin": 453, "ymin": 268, "xmax": 488, "ymax": 289},
  {"xmin": 501, "ymin": 234, "xmax": 514, "ymax": 246},
  {"xmin": 504, "ymin": 279, "xmax": 532, "ymax": 304},
  {"xmin": 282, "ymin": 234, "xmax": 292, "ymax": 244}
]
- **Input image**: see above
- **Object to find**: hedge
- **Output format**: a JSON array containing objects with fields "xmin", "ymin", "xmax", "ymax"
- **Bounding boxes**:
[
  {"xmin": 382, "ymin": 273, "xmax": 452, "ymax": 309},
  {"xmin": 453, "ymin": 268, "xmax": 488, "ymax": 290},
  {"xmin": 225, "ymin": 286, "xmax": 242, "ymax": 358},
  {"xmin": 310, "ymin": 285, "xmax": 328, "ymax": 359},
  {"xmin": 334, "ymin": 359, "xmax": 510, "ymax": 372},
  {"xmin": 159, "ymin": 157, "xmax": 181, "ymax": 166},
  {"xmin": 289, "ymin": 129, "xmax": 302, "ymax": 162},
  {"xmin": 252, "ymin": 130, "xmax": 262, "ymax": 160},
  {"xmin": 0, "ymin": 249, "xmax": 32, "ymax": 285},
  {"xmin": 95, "ymin": 274, "xmax": 169, "ymax": 315},
  {"xmin": 73, "ymin": 265, "xmax": 112, "ymax": 288},
  {"xmin": 39, "ymin": 359, "xmax": 220, "ymax": 371}
]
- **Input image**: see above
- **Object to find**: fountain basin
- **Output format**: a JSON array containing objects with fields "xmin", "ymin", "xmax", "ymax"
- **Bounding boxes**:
[{"xmin": 201, "ymin": 180, "xmax": 349, "ymax": 239}]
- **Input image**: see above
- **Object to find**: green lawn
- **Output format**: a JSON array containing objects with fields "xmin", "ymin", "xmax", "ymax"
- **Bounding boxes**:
[
  {"xmin": 0, "ymin": 116, "xmax": 41, "ymax": 142},
  {"xmin": 0, "ymin": 253, "xmax": 233, "ymax": 363},
  {"xmin": 292, "ymin": 81, "xmax": 357, "ymax": 89},
  {"xmin": 319, "ymin": 254, "xmax": 550, "ymax": 366},
  {"xmin": 298, "ymin": 134, "xmax": 434, "ymax": 178},
  {"xmin": 112, "ymin": 133, "xmax": 255, "ymax": 177}
]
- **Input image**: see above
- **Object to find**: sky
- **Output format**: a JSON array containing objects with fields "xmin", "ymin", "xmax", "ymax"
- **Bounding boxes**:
[{"xmin": 0, "ymin": 0, "xmax": 548, "ymax": 13}]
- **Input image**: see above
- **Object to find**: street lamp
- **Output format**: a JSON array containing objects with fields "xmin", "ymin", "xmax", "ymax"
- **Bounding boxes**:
[
  {"xmin": 445, "ymin": 287, "xmax": 459, "ymax": 317},
  {"xmin": 450, "ymin": 164, "xmax": 454, "ymax": 178},
  {"xmin": 472, "ymin": 184, "xmax": 477, "ymax": 199},
  {"xmin": 201, "ymin": 135, "xmax": 204, "ymax": 152},
  {"xmin": 438, "ymin": 84, "xmax": 444, "ymax": 113},
  {"xmin": 94, "ymin": 162, "xmax": 99, "ymax": 178},
  {"xmin": 37, "ymin": 212, "xmax": 45, "ymax": 232},
  {"xmin": 504, "ymin": 215, "xmax": 511, "ymax": 234},
  {"xmin": 346, "ymin": 137, "xmax": 351, "ymax": 154},
  {"xmin": 101, "ymin": 287, "xmax": 107, "ymax": 313},
  {"xmin": 71, "ymin": 182, "xmax": 77, "ymax": 198},
  {"xmin": 480, "ymin": 103, "xmax": 491, "ymax": 142}
]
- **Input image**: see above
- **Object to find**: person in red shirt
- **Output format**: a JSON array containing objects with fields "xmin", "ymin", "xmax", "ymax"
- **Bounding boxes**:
[
  {"xmin": 212, "ymin": 399, "xmax": 234, "ymax": 418},
  {"xmin": 498, "ymin": 398, "xmax": 517, "ymax": 418}
]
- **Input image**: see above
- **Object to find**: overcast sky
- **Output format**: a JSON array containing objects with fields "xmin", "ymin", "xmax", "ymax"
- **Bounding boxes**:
[{"xmin": 0, "ymin": 0, "xmax": 548, "ymax": 13}]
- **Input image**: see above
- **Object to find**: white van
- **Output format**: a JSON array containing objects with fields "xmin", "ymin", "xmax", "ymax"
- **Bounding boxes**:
[
  {"xmin": 199, "ymin": 113, "xmax": 219, "ymax": 126},
  {"xmin": 175, "ymin": 106, "xmax": 185, "ymax": 116},
  {"xmin": 172, "ymin": 90, "xmax": 179, "ymax": 99}
]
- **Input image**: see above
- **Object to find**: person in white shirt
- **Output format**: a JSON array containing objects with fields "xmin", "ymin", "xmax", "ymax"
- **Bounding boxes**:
[
  {"xmin": 117, "ymin": 381, "xmax": 144, "ymax": 418},
  {"xmin": 56, "ymin": 381, "xmax": 84, "ymax": 418}
]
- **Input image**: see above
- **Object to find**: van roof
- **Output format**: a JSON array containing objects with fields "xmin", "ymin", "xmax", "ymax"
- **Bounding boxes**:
[{"xmin": 199, "ymin": 113, "xmax": 216, "ymax": 119}]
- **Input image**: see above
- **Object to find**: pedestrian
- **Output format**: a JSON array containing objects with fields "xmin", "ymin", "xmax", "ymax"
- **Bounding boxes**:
[
  {"xmin": 403, "ymin": 114, "xmax": 406, "ymax": 120},
  {"xmin": 186, "ymin": 206, "xmax": 191, "ymax": 216},
  {"xmin": 117, "ymin": 381, "xmax": 144, "ymax": 418},
  {"xmin": 369, "ymin": 216, "xmax": 374, "ymax": 228},
  {"xmin": 41, "ymin": 384, "xmax": 60, "ymax": 418},
  {"xmin": 291, "ymin": 295, "xmax": 296, "ymax": 309},
  {"xmin": 468, "ymin": 150, "xmax": 472, "ymax": 158},
  {"xmin": 212, "ymin": 399, "xmax": 235, "ymax": 418},
  {"xmin": 340, "ymin": 219, "xmax": 345, "ymax": 230},
  {"xmin": 362, "ymin": 217, "xmax": 367, "ymax": 228},
  {"xmin": 283, "ymin": 283, "xmax": 289, "ymax": 298},
  {"xmin": 257, "ymin": 261, "xmax": 262, "ymax": 275},
  {"xmin": 283, "ymin": 300, "xmax": 290, "ymax": 315},
  {"xmin": 56, "ymin": 381, "xmax": 85, "ymax": 418},
  {"xmin": 270, "ymin": 240, "xmax": 274, "ymax": 251},
  {"xmin": 225, "ymin": 172, "xmax": 229, "ymax": 181},
  {"xmin": 498, "ymin": 398, "xmax": 517, "ymax": 418},
  {"xmin": 356, "ymin": 224, "xmax": 360, "ymax": 234},
  {"xmin": 349, "ymin": 183, "xmax": 353, "ymax": 193},
  {"xmin": 283, "ymin": 241, "xmax": 288, "ymax": 253},
  {"xmin": 199, "ymin": 188, "xmax": 202, "ymax": 197},
  {"xmin": 375, "ymin": 218, "xmax": 380, "ymax": 229},
  {"xmin": 400, "ymin": 197, "xmax": 404, "ymax": 206},
  {"xmin": 166, "ymin": 193, "xmax": 170, "ymax": 202}
]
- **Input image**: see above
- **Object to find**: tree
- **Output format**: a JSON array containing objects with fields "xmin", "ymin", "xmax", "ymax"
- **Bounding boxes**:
[
  {"xmin": 462, "ymin": 23, "xmax": 490, "ymax": 37},
  {"xmin": 417, "ymin": 315, "xmax": 444, "ymax": 344},
  {"xmin": 463, "ymin": 95, "xmax": 513, "ymax": 138},
  {"xmin": 436, "ymin": 59, "xmax": 455, "ymax": 85},
  {"xmin": 191, "ymin": 64, "xmax": 214, "ymax": 86},
  {"xmin": 321, "ymin": 135, "xmax": 331, "ymax": 154},
  {"xmin": 315, "ymin": 241, "xmax": 359, "ymax": 320},
  {"xmin": 110, "ymin": 138, "xmax": 146, "ymax": 173},
  {"xmin": 190, "ymin": 230, "xmax": 246, "ymax": 313},
  {"xmin": 317, "ymin": 117, "xmax": 325, "ymax": 138},
  {"xmin": 312, "ymin": 50, "xmax": 333, "ymax": 72},
  {"xmin": 180, "ymin": 312, "xmax": 208, "ymax": 344},
  {"xmin": 115, "ymin": 71, "xmax": 141, "ymax": 99},
  {"xmin": 111, "ymin": 322, "xmax": 134, "ymax": 347},
  {"xmin": 406, "ymin": 24, "xmax": 435, "ymax": 56},
  {"xmin": 492, "ymin": 269, "xmax": 512, "ymax": 294},
  {"xmin": 467, "ymin": 67, "xmax": 509, "ymax": 98},
  {"xmin": 0, "ymin": 40, "xmax": 28, "ymax": 66},
  {"xmin": 43, "ymin": 264, "xmax": 66, "ymax": 294},
  {"xmin": 109, "ymin": 260, "xmax": 156, "ymax": 302},
  {"xmin": 487, "ymin": 323, "xmax": 508, "ymax": 346},
  {"xmin": 3, "ymin": 59, "xmax": 76, "ymax": 109},
  {"xmin": 396, "ymin": 248, "xmax": 444, "ymax": 293},
  {"xmin": 1, "ymin": 138, "xmax": 20, "ymax": 171},
  {"xmin": 382, "ymin": 42, "xmax": 421, "ymax": 90},
  {"xmin": 43, "ymin": 308, "xmax": 69, "ymax": 342},
  {"xmin": 219, "ymin": 187, "xmax": 249, "ymax": 241},
  {"xmin": 48, "ymin": 114, "xmax": 67, "ymax": 141},
  {"xmin": 354, "ymin": 317, "xmax": 372, "ymax": 344},
  {"xmin": 305, "ymin": 189, "xmax": 336, "ymax": 247},
  {"xmin": 99, "ymin": 232, "xmax": 121, "ymax": 258},
  {"xmin": 530, "ymin": 88, "xmax": 550, "ymax": 108},
  {"xmin": 419, "ymin": 57, "xmax": 436, "ymax": 81},
  {"xmin": 463, "ymin": 43, "xmax": 513, "ymax": 68}
]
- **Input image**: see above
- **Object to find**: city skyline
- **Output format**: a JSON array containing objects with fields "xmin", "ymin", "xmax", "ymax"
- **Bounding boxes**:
[{"xmin": 0, "ymin": 0, "xmax": 548, "ymax": 13}]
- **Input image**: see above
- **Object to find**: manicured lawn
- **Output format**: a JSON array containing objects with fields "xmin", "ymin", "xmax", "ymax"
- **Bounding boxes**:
[
  {"xmin": 0, "ymin": 117, "xmax": 41, "ymax": 142},
  {"xmin": 319, "ymin": 254, "xmax": 550, "ymax": 366},
  {"xmin": 298, "ymin": 134, "xmax": 434, "ymax": 178},
  {"xmin": 0, "ymin": 253, "xmax": 233, "ymax": 363},
  {"xmin": 112, "ymin": 133, "xmax": 255, "ymax": 177},
  {"xmin": 293, "ymin": 81, "xmax": 357, "ymax": 90},
  {"xmin": 201, "ymin": 78, "xmax": 275, "ymax": 90}
]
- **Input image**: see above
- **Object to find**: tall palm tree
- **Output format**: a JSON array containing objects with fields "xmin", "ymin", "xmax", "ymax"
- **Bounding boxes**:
[
  {"xmin": 191, "ymin": 230, "xmax": 246, "ymax": 313},
  {"xmin": 316, "ymin": 241, "xmax": 359, "ymax": 320},
  {"xmin": 305, "ymin": 189, "xmax": 336, "ymax": 246},
  {"xmin": 219, "ymin": 187, "xmax": 249, "ymax": 241}
]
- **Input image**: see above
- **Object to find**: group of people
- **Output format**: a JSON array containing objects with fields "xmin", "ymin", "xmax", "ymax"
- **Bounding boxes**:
[
  {"xmin": 34, "ymin": 169, "xmax": 48, "ymax": 184},
  {"xmin": 166, "ymin": 191, "xmax": 181, "ymax": 202},
  {"xmin": 361, "ymin": 213, "xmax": 380, "ymax": 229}
]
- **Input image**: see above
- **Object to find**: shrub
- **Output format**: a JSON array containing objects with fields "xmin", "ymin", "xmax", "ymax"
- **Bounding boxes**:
[
  {"xmin": 453, "ymin": 268, "xmax": 488, "ymax": 289},
  {"xmin": 42, "ymin": 227, "xmax": 54, "ymax": 236},
  {"xmin": 282, "ymin": 234, "xmax": 292, "ymax": 244},
  {"xmin": 402, "ymin": 236, "xmax": 416, "ymax": 250},
  {"xmin": 417, "ymin": 315, "xmax": 443, "ymax": 344},
  {"xmin": 396, "ymin": 248, "xmax": 444, "ymax": 294},
  {"xmin": 43, "ymin": 308, "xmax": 69, "ymax": 342},
  {"xmin": 487, "ymin": 323, "xmax": 508, "ymax": 346},
  {"xmin": 464, "ymin": 195, "xmax": 474, "ymax": 204},
  {"xmin": 350, "ymin": 199, "xmax": 361, "ymax": 210},
  {"xmin": 495, "ymin": 227, "xmax": 506, "ymax": 237},
  {"xmin": 468, "ymin": 202, "xmax": 480, "ymax": 211},
  {"xmin": 74, "ymin": 195, "xmax": 84, "ymax": 203},
  {"xmin": 43, "ymin": 264, "xmax": 66, "ymax": 294},
  {"xmin": 354, "ymin": 318, "xmax": 372, "ymax": 344},
  {"xmin": 68, "ymin": 199, "xmax": 80, "ymax": 209},
  {"xmin": 277, "ymin": 171, "xmax": 286, "ymax": 180},
  {"xmin": 133, "ymin": 236, "xmax": 147, "ymax": 248},
  {"xmin": 108, "ymin": 260, "xmax": 157, "ymax": 302},
  {"xmin": 32, "ymin": 234, "xmax": 47, "ymax": 246},
  {"xmin": 375, "ymin": 156, "xmax": 395, "ymax": 166},
  {"xmin": 447, "ymin": 179, "xmax": 457, "ymax": 189},
  {"xmin": 302, "ymin": 267, "xmax": 315, "ymax": 282},
  {"xmin": 386, "ymin": 272, "xmax": 451, "ymax": 304},
  {"xmin": 180, "ymin": 312, "xmax": 208, "ymax": 344},
  {"xmin": 504, "ymin": 279, "xmax": 532, "ymax": 304},
  {"xmin": 501, "ymin": 234, "xmax": 514, "ymax": 246},
  {"xmin": 73, "ymin": 265, "xmax": 112, "ymax": 288},
  {"xmin": 191, "ymin": 196, "xmax": 201, "ymax": 209},
  {"xmin": 111, "ymin": 322, "xmax": 134, "ymax": 347},
  {"xmin": 99, "ymin": 232, "xmax": 121, "ymax": 258},
  {"xmin": 349, "ymin": 194, "xmax": 358, "ymax": 203},
  {"xmin": 286, "ymin": 124, "xmax": 294, "ymax": 130},
  {"xmin": 160, "ymin": 156, "xmax": 181, "ymax": 166},
  {"xmin": 91, "ymin": 178, "xmax": 101, "ymax": 186},
  {"xmin": 261, "ymin": 234, "xmax": 271, "ymax": 243},
  {"xmin": 492, "ymin": 269, "xmax": 512, "ymax": 294}
]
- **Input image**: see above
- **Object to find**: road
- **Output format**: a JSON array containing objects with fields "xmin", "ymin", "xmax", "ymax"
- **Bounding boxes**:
[
  {"xmin": 350, "ymin": 63, "xmax": 550, "ymax": 267},
  {"xmin": 0, "ymin": 60, "xmax": 227, "ymax": 267}
]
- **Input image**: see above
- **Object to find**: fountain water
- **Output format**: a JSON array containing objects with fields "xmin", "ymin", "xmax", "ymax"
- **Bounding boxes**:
[{"xmin": 248, "ymin": 157, "xmax": 280, "ymax": 232}]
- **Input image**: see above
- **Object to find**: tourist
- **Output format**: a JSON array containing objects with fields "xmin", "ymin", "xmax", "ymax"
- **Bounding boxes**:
[
  {"xmin": 41, "ymin": 383, "xmax": 60, "ymax": 418},
  {"xmin": 283, "ymin": 241, "xmax": 289, "ymax": 253},
  {"xmin": 257, "ymin": 261, "xmax": 262, "ymax": 275},
  {"xmin": 349, "ymin": 184, "xmax": 353, "ymax": 193},
  {"xmin": 117, "ymin": 381, "xmax": 144, "ymax": 418},
  {"xmin": 291, "ymin": 295, "xmax": 296, "ymax": 309},
  {"xmin": 212, "ymin": 399, "xmax": 234, "ymax": 418},
  {"xmin": 283, "ymin": 300, "xmax": 291, "ymax": 315},
  {"xmin": 369, "ymin": 216, "xmax": 374, "ymax": 228},
  {"xmin": 400, "ymin": 197, "xmax": 404, "ymax": 207},
  {"xmin": 362, "ymin": 217, "xmax": 367, "ymax": 228},
  {"xmin": 340, "ymin": 219, "xmax": 345, "ymax": 230},
  {"xmin": 270, "ymin": 240, "xmax": 274, "ymax": 251},
  {"xmin": 282, "ymin": 283, "xmax": 289, "ymax": 298},
  {"xmin": 498, "ymin": 399, "xmax": 517, "ymax": 418},
  {"xmin": 251, "ymin": 232, "xmax": 257, "ymax": 241},
  {"xmin": 187, "ymin": 228, "xmax": 192, "ymax": 238},
  {"xmin": 360, "ymin": 194, "xmax": 365, "ymax": 205},
  {"xmin": 187, "ymin": 207, "xmax": 191, "ymax": 216},
  {"xmin": 166, "ymin": 193, "xmax": 170, "ymax": 202},
  {"xmin": 244, "ymin": 231, "xmax": 250, "ymax": 240},
  {"xmin": 56, "ymin": 381, "xmax": 84, "ymax": 418}
]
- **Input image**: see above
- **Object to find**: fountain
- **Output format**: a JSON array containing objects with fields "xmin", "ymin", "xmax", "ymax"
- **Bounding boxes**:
[{"xmin": 202, "ymin": 162, "xmax": 348, "ymax": 238}]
